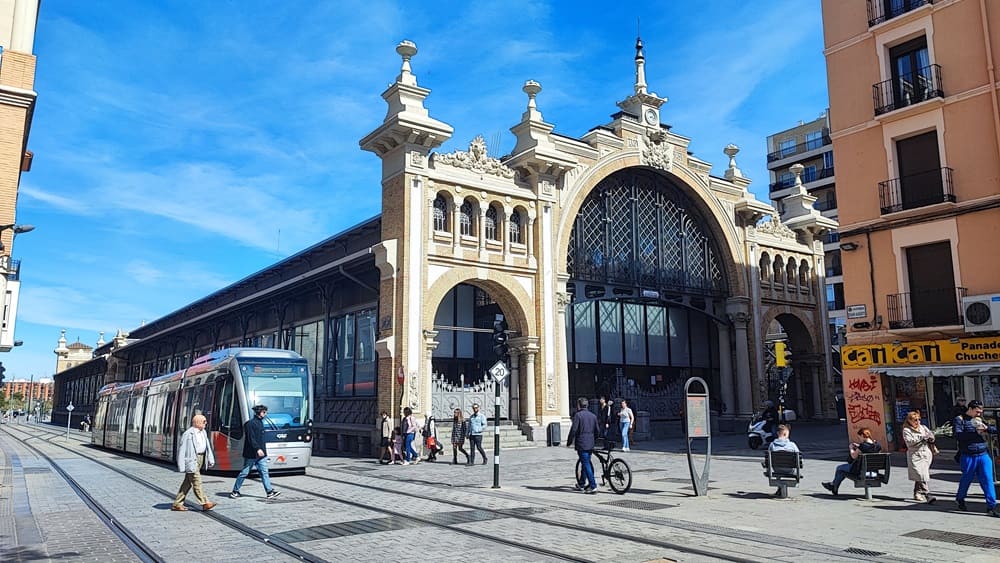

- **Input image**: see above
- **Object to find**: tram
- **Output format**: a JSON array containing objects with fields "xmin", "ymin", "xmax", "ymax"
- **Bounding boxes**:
[{"xmin": 92, "ymin": 348, "xmax": 313, "ymax": 473}]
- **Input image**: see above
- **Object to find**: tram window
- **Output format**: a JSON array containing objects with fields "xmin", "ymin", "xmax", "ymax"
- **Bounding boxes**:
[{"xmin": 214, "ymin": 376, "xmax": 234, "ymax": 433}]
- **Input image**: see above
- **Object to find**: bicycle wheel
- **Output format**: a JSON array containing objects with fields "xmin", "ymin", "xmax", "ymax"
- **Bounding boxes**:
[
  {"xmin": 607, "ymin": 458, "xmax": 632, "ymax": 494},
  {"xmin": 575, "ymin": 457, "xmax": 596, "ymax": 487}
]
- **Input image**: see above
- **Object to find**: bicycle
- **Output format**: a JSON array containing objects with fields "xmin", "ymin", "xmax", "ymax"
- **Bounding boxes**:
[{"xmin": 575, "ymin": 441, "xmax": 632, "ymax": 494}]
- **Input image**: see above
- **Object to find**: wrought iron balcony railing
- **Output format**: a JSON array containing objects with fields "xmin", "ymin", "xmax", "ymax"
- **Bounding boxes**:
[
  {"xmin": 767, "ymin": 135, "xmax": 831, "ymax": 162},
  {"xmin": 867, "ymin": 0, "xmax": 933, "ymax": 27},
  {"xmin": 887, "ymin": 286, "xmax": 965, "ymax": 329},
  {"xmin": 873, "ymin": 64, "xmax": 943, "ymax": 115},
  {"xmin": 769, "ymin": 166, "xmax": 835, "ymax": 192},
  {"xmin": 814, "ymin": 197, "xmax": 838, "ymax": 212},
  {"xmin": 878, "ymin": 166, "xmax": 954, "ymax": 214}
]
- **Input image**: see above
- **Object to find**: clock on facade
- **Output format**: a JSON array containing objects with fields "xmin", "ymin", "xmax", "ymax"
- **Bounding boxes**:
[{"xmin": 645, "ymin": 108, "xmax": 658, "ymax": 125}]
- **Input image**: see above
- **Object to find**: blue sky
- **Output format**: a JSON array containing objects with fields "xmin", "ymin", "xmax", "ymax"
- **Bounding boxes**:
[{"xmin": 6, "ymin": 0, "xmax": 828, "ymax": 380}]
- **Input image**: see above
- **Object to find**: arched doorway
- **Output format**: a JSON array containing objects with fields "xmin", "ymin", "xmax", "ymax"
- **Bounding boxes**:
[
  {"xmin": 564, "ymin": 168, "xmax": 731, "ymax": 420},
  {"xmin": 429, "ymin": 282, "xmax": 512, "ymax": 420},
  {"xmin": 766, "ymin": 313, "xmax": 819, "ymax": 419}
]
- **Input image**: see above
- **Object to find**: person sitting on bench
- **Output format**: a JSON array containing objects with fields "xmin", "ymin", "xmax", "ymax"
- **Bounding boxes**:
[
  {"xmin": 822, "ymin": 427, "xmax": 881, "ymax": 496},
  {"xmin": 766, "ymin": 424, "xmax": 801, "ymax": 496}
]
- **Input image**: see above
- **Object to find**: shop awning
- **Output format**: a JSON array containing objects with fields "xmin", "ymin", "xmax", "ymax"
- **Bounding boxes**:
[{"xmin": 868, "ymin": 363, "xmax": 1000, "ymax": 378}]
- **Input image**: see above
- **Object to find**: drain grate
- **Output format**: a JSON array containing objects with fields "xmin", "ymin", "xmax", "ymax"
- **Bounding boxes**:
[
  {"xmin": 844, "ymin": 547, "xmax": 886, "ymax": 557},
  {"xmin": 630, "ymin": 468, "xmax": 663, "ymax": 473},
  {"xmin": 904, "ymin": 529, "xmax": 1000, "ymax": 550},
  {"xmin": 653, "ymin": 477, "xmax": 715, "ymax": 484},
  {"xmin": 20, "ymin": 467, "xmax": 51, "ymax": 474},
  {"xmin": 342, "ymin": 465, "xmax": 378, "ymax": 472},
  {"xmin": 599, "ymin": 499, "xmax": 675, "ymax": 511}
]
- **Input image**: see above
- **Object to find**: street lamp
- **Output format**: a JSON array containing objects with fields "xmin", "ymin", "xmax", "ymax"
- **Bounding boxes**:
[{"xmin": 0, "ymin": 223, "xmax": 34, "ymax": 253}]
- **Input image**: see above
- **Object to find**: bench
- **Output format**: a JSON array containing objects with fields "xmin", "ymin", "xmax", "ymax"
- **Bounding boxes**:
[
  {"xmin": 848, "ymin": 453, "xmax": 891, "ymax": 500},
  {"xmin": 763, "ymin": 450, "xmax": 802, "ymax": 498}
]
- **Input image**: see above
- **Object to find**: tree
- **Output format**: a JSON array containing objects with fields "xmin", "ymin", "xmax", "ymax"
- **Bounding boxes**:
[{"xmin": 11, "ymin": 392, "xmax": 23, "ymax": 411}]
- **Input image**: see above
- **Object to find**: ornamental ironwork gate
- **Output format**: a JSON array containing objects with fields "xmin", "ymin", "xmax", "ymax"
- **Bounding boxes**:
[{"xmin": 430, "ymin": 371, "xmax": 509, "ymax": 420}]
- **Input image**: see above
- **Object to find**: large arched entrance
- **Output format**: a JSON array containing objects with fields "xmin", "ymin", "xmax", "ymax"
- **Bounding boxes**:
[{"xmin": 564, "ymin": 168, "xmax": 731, "ymax": 420}]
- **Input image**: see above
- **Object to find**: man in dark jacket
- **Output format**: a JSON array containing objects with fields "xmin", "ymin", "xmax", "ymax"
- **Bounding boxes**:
[
  {"xmin": 567, "ymin": 397, "xmax": 600, "ymax": 494},
  {"xmin": 953, "ymin": 399, "xmax": 998, "ymax": 516},
  {"xmin": 230, "ymin": 405, "xmax": 281, "ymax": 500},
  {"xmin": 597, "ymin": 396, "xmax": 613, "ymax": 441}
]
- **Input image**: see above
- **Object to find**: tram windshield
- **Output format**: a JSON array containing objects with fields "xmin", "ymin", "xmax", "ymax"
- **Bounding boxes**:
[{"xmin": 240, "ymin": 362, "xmax": 309, "ymax": 428}]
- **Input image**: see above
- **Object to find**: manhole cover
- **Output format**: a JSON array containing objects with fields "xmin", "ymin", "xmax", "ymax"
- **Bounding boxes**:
[{"xmin": 599, "ymin": 499, "xmax": 675, "ymax": 511}]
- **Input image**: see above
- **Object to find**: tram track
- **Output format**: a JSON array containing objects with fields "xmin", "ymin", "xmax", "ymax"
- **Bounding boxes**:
[
  {"xmin": 3, "ymin": 426, "xmax": 589, "ymax": 562},
  {"xmin": 1, "ymin": 424, "xmax": 322, "ymax": 563}
]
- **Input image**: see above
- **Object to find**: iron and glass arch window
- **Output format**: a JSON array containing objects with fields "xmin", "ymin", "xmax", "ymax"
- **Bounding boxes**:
[{"xmin": 433, "ymin": 194, "xmax": 449, "ymax": 232}]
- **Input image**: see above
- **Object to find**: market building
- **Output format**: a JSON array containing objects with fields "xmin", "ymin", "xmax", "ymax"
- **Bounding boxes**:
[
  {"xmin": 823, "ymin": 0, "xmax": 1000, "ymax": 448},
  {"xmin": 53, "ymin": 39, "xmax": 837, "ymax": 453}
]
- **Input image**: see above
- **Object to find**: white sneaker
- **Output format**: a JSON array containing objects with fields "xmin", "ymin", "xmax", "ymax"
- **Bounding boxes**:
[{"xmin": 402, "ymin": 461, "xmax": 410, "ymax": 465}]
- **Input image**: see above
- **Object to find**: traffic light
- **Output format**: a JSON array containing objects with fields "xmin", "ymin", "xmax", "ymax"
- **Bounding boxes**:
[
  {"xmin": 492, "ymin": 316, "xmax": 509, "ymax": 360},
  {"xmin": 774, "ymin": 341, "xmax": 792, "ymax": 367},
  {"xmin": 0, "ymin": 361, "xmax": 5, "ymax": 385}
]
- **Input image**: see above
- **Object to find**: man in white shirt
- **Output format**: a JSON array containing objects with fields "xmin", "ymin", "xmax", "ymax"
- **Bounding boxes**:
[{"xmin": 172, "ymin": 413, "xmax": 216, "ymax": 511}]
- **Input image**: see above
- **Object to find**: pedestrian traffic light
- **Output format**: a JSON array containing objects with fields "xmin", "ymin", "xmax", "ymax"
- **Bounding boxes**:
[
  {"xmin": 492, "ymin": 316, "xmax": 509, "ymax": 360},
  {"xmin": 774, "ymin": 341, "xmax": 792, "ymax": 367}
]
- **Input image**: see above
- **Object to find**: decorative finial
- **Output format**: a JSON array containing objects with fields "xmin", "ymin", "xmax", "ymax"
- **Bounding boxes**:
[
  {"xmin": 523, "ymin": 80, "xmax": 541, "ymax": 109},
  {"xmin": 634, "ymin": 36, "xmax": 647, "ymax": 95},
  {"xmin": 723, "ymin": 144, "xmax": 744, "ymax": 180},
  {"xmin": 396, "ymin": 40, "xmax": 418, "ymax": 86},
  {"xmin": 790, "ymin": 163, "xmax": 806, "ymax": 193}
]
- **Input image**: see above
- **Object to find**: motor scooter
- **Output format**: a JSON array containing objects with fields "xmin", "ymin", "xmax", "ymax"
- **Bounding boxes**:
[
  {"xmin": 747, "ymin": 412, "xmax": 774, "ymax": 449},
  {"xmin": 747, "ymin": 408, "xmax": 798, "ymax": 449}
]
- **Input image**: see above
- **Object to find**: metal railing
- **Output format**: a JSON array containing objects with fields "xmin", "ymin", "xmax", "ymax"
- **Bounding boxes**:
[
  {"xmin": 769, "ymin": 166, "xmax": 835, "ymax": 192},
  {"xmin": 814, "ymin": 197, "xmax": 838, "ymax": 212},
  {"xmin": 887, "ymin": 286, "xmax": 966, "ymax": 329},
  {"xmin": 878, "ymin": 166, "xmax": 954, "ymax": 214},
  {"xmin": 867, "ymin": 0, "xmax": 933, "ymax": 27},
  {"xmin": 767, "ymin": 135, "xmax": 831, "ymax": 162},
  {"xmin": 873, "ymin": 64, "xmax": 943, "ymax": 115}
]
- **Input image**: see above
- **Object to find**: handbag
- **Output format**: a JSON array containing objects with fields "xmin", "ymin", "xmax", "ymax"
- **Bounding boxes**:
[
  {"xmin": 426, "ymin": 436, "xmax": 437, "ymax": 449},
  {"xmin": 929, "ymin": 443, "xmax": 940, "ymax": 456}
]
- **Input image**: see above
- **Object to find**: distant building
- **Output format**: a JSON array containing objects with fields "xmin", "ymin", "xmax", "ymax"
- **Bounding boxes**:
[
  {"xmin": 2, "ymin": 379, "xmax": 52, "ymax": 404},
  {"xmin": 0, "ymin": 1, "xmax": 39, "ymax": 352},
  {"xmin": 54, "ymin": 329, "xmax": 99, "ymax": 373},
  {"xmin": 823, "ymin": 0, "xmax": 1000, "ymax": 449},
  {"xmin": 766, "ymin": 112, "xmax": 845, "ymax": 410}
]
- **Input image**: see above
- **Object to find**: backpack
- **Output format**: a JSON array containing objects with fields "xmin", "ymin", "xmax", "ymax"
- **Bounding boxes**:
[{"xmin": 422, "ymin": 417, "xmax": 434, "ymax": 437}]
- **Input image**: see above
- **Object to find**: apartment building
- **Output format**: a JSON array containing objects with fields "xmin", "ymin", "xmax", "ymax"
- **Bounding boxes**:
[
  {"xmin": 823, "ymin": 0, "xmax": 1000, "ymax": 448},
  {"xmin": 766, "ymin": 112, "xmax": 845, "ymax": 366}
]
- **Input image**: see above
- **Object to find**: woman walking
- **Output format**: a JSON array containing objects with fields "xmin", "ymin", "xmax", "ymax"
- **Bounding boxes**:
[
  {"xmin": 902, "ymin": 410, "xmax": 937, "ymax": 503},
  {"xmin": 451, "ymin": 408, "xmax": 470, "ymax": 465},
  {"xmin": 619, "ymin": 399, "xmax": 635, "ymax": 451}
]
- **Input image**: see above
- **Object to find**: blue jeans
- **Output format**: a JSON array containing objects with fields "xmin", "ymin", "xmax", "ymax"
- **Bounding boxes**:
[
  {"xmin": 620, "ymin": 421, "xmax": 630, "ymax": 449},
  {"xmin": 404, "ymin": 433, "xmax": 417, "ymax": 461},
  {"xmin": 233, "ymin": 456, "xmax": 273, "ymax": 493},
  {"xmin": 957, "ymin": 452, "xmax": 997, "ymax": 508},
  {"xmin": 831, "ymin": 463, "xmax": 853, "ymax": 489},
  {"xmin": 577, "ymin": 449, "xmax": 597, "ymax": 491}
]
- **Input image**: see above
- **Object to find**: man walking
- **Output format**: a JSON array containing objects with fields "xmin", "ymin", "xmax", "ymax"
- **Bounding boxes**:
[
  {"xmin": 953, "ymin": 399, "xmax": 998, "ymax": 517},
  {"xmin": 567, "ymin": 397, "xmax": 600, "ymax": 494},
  {"xmin": 171, "ymin": 414, "xmax": 216, "ymax": 511},
  {"xmin": 230, "ymin": 405, "xmax": 281, "ymax": 500},
  {"xmin": 467, "ymin": 403, "xmax": 488, "ymax": 465}
]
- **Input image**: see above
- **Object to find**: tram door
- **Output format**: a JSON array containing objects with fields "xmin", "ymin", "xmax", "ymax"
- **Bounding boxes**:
[{"xmin": 212, "ymin": 374, "xmax": 244, "ymax": 470}]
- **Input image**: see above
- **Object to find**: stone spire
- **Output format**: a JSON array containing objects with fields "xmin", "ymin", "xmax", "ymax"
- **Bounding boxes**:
[
  {"xmin": 634, "ymin": 36, "xmax": 648, "ymax": 95},
  {"xmin": 508, "ymin": 80, "xmax": 576, "ymax": 198},
  {"xmin": 96, "ymin": 331, "xmax": 105, "ymax": 348},
  {"xmin": 359, "ymin": 40, "xmax": 453, "ymax": 162},
  {"xmin": 781, "ymin": 163, "xmax": 838, "ymax": 239},
  {"xmin": 54, "ymin": 328, "xmax": 68, "ymax": 355}
]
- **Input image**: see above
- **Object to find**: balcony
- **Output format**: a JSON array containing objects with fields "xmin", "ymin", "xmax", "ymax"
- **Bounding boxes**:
[
  {"xmin": 887, "ymin": 286, "xmax": 965, "ymax": 329},
  {"xmin": 769, "ymin": 166, "xmax": 835, "ymax": 192},
  {"xmin": 873, "ymin": 64, "xmax": 943, "ymax": 116},
  {"xmin": 878, "ymin": 166, "xmax": 954, "ymax": 214},
  {"xmin": 767, "ymin": 135, "xmax": 831, "ymax": 163},
  {"xmin": 867, "ymin": 0, "xmax": 933, "ymax": 27},
  {"xmin": 814, "ymin": 196, "xmax": 838, "ymax": 212}
]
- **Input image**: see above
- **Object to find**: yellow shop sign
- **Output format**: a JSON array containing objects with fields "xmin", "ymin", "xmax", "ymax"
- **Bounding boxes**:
[{"xmin": 842, "ymin": 335, "xmax": 1000, "ymax": 369}]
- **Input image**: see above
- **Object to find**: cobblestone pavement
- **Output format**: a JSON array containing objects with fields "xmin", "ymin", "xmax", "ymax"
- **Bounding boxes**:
[{"xmin": 2, "ymin": 421, "xmax": 999, "ymax": 562}]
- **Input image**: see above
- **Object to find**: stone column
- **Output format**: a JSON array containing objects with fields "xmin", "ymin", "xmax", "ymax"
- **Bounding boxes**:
[
  {"xmin": 527, "ymin": 217, "xmax": 535, "ymax": 260},
  {"xmin": 731, "ymin": 311, "xmax": 753, "ymax": 416},
  {"xmin": 422, "ymin": 330, "xmax": 439, "ymax": 417},
  {"xmin": 452, "ymin": 199, "xmax": 461, "ymax": 253},
  {"xmin": 717, "ymin": 322, "xmax": 735, "ymax": 418},
  {"xmin": 478, "ymin": 208, "xmax": 487, "ymax": 252},
  {"xmin": 811, "ymin": 366, "xmax": 823, "ymax": 419},
  {"xmin": 555, "ymin": 290, "xmax": 572, "ymax": 418}
]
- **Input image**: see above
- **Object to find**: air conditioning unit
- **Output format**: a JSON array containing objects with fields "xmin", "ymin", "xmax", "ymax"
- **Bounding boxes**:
[{"xmin": 962, "ymin": 294, "xmax": 1000, "ymax": 333}]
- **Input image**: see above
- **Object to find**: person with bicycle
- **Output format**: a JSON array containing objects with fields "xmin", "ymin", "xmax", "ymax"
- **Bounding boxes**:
[{"xmin": 567, "ymin": 396, "xmax": 600, "ymax": 494}]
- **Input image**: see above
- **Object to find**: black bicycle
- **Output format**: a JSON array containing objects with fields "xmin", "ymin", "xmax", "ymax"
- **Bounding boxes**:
[{"xmin": 575, "ymin": 442, "xmax": 632, "ymax": 494}]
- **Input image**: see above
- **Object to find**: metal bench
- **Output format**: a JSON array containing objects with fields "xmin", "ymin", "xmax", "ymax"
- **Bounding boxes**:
[
  {"xmin": 763, "ymin": 450, "xmax": 802, "ymax": 498},
  {"xmin": 848, "ymin": 453, "xmax": 891, "ymax": 500}
]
